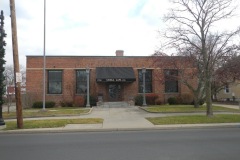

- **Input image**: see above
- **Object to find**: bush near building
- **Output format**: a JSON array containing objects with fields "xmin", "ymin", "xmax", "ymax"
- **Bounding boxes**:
[
  {"xmin": 84, "ymin": 95, "xmax": 97, "ymax": 107},
  {"xmin": 135, "ymin": 93, "xmax": 159, "ymax": 106},
  {"xmin": 135, "ymin": 95, "xmax": 143, "ymax": 106},
  {"xmin": 74, "ymin": 96, "xmax": 85, "ymax": 107},
  {"xmin": 32, "ymin": 101, "xmax": 56, "ymax": 108},
  {"xmin": 60, "ymin": 101, "xmax": 74, "ymax": 107},
  {"xmin": 168, "ymin": 97, "xmax": 178, "ymax": 105},
  {"xmin": 146, "ymin": 93, "xmax": 159, "ymax": 105},
  {"xmin": 168, "ymin": 93, "xmax": 195, "ymax": 105}
]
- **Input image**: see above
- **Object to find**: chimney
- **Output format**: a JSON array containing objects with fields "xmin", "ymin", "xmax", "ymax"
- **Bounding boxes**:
[{"xmin": 115, "ymin": 50, "xmax": 124, "ymax": 56}]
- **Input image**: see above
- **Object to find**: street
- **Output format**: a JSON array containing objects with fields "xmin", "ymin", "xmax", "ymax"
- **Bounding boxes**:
[{"xmin": 0, "ymin": 128, "xmax": 240, "ymax": 160}]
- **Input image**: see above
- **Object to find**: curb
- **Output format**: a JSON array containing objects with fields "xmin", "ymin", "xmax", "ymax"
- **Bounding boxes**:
[
  {"xmin": 139, "ymin": 107, "xmax": 239, "ymax": 114},
  {"xmin": 1, "ymin": 123, "xmax": 239, "ymax": 135}
]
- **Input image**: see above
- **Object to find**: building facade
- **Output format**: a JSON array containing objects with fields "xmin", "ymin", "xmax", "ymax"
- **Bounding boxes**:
[
  {"xmin": 217, "ymin": 81, "xmax": 240, "ymax": 102},
  {"xmin": 26, "ymin": 50, "xmax": 196, "ymax": 106}
]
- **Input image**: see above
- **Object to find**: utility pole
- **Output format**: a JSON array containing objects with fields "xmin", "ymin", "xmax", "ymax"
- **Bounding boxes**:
[{"xmin": 10, "ymin": 0, "xmax": 23, "ymax": 129}]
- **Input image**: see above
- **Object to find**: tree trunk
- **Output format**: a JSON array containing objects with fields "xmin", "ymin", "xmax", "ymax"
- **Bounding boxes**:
[
  {"xmin": 201, "ymin": 30, "xmax": 213, "ymax": 116},
  {"xmin": 194, "ymin": 101, "xmax": 200, "ymax": 108},
  {"xmin": 193, "ymin": 93, "xmax": 200, "ymax": 108},
  {"xmin": 206, "ymin": 75, "xmax": 213, "ymax": 116}
]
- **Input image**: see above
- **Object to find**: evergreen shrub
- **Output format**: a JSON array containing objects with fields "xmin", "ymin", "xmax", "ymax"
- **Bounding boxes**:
[
  {"xmin": 32, "ymin": 101, "xmax": 56, "ymax": 108},
  {"xmin": 167, "ymin": 97, "xmax": 177, "ymax": 105},
  {"xmin": 84, "ymin": 95, "xmax": 97, "ymax": 107},
  {"xmin": 135, "ymin": 95, "xmax": 143, "ymax": 106}
]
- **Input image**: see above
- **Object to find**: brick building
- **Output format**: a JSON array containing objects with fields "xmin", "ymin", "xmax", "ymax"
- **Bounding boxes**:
[{"xmin": 26, "ymin": 50, "xmax": 196, "ymax": 106}]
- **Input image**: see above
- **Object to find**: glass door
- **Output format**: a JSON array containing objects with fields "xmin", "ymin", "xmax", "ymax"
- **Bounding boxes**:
[{"xmin": 108, "ymin": 84, "xmax": 122, "ymax": 101}]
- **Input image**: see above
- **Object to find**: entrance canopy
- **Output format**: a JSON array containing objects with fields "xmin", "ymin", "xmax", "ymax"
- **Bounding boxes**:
[{"xmin": 96, "ymin": 67, "xmax": 136, "ymax": 82}]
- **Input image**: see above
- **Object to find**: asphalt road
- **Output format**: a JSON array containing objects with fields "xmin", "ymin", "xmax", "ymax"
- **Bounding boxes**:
[{"xmin": 0, "ymin": 128, "xmax": 240, "ymax": 160}]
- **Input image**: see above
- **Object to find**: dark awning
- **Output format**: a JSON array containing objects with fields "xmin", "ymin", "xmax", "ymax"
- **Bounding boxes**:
[{"xmin": 96, "ymin": 67, "xmax": 136, "ymax": 82}]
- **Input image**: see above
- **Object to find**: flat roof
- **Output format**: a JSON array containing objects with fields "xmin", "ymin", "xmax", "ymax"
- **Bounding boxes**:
[
  {"xmin": 26, "ymin": 55, "xmax": 187, "ymax": 59},
  {"xmin": 26, "ymin": 55, "xmax": 151, "ymax": 58}
]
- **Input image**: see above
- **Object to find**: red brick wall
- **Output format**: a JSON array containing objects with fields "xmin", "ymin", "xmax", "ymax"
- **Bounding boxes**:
[{"xmin": 26, "ymin": 56, "xmax": 196, "ymax": 105}]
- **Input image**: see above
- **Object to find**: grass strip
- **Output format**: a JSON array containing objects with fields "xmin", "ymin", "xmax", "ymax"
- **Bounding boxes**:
[
  {"xmin": 4, "ymin": 118, "xmax": 103, "ymax": 130},
  {"xmin": 3, "ymin": 108, "xmax": 91, "ymax": 119},
  {"xmin": 146, "ymin": 114, "xmax": 240, "ymax": 125},
  {"xmin": 143, "ymin": 105, "xmax": 238, "ymax": 113}
]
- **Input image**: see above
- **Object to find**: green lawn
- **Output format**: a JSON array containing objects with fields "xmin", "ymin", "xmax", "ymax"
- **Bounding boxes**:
[
  {"xmin": 3, "ymin": 108, "xmax": 91, "ymax": 119},
  {"xmin": 147, "ymin": 114, "xmax": 240, "ymax": 125},
  {"xmin": 142, "ymin": 105, "xmax": 238, "ymax": 113},
  {"xmin": 5, "ymin": 118, "xmax": 103, "ymax": 130}
]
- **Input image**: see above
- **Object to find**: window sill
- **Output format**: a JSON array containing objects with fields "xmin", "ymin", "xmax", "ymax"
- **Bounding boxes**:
[
  {"xmin": 75, "ymin": 94, "xmax": 87, "ymax": 96},
  {"xmin": 138, "ymin": 92, "xmax": 153, "ymax": 94},
  {"xmin": 164, "ymin": 92, "xmax": 179, "ymax": 94},
  {"xmin": 46, "ymin": 94, "xmax": 63, "ymax": 95}
]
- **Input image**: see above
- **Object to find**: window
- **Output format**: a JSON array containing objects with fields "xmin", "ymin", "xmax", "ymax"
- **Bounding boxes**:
[
  {"xmin": 164, "ymin": 69, "xmax": 178, "ymax": 93},
  {"xmin": 48, "ymin": 70, "xmax": 62, "ymax": 94},
  {"xmin": 225, "ymin": 84, "xmax": 230, "ymax": 93},
  {"xmin": 76, "ymin": 70, "xmax": 87, "ymax": 94},
  {"xmin": 138, "ymin": 69, "xmax": 152, "ymax": 93}
]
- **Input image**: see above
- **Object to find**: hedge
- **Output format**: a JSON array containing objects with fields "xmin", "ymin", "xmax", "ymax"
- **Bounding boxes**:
[{"xmin": 32, "ymin": 101, "xmax": 56, "ymax": 108}]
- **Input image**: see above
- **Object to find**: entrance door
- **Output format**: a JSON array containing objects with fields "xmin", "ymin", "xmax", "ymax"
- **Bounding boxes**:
[{"xmin": 108, "ymin": 84, "xmax": 122, "ymax": 101}]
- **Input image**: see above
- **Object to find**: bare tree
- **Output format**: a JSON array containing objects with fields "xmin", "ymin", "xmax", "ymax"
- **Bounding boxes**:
[
  {"xmin": 161, "ymin": 0, "xmax": 240, "ymax": 116},
  {"xmin": 3, "ymin": 64, "xmax": 26, "ymax": 86},
  {"xmin": 152, "ymin": 51, "xmax": 204, "ymax": 108},
  {"xmin": 177, "ymin": 47, "xmax": 206, "ymax": 108}
]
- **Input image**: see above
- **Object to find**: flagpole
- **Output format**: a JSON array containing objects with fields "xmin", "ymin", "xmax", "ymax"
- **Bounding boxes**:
[{"xmin": 43, "ymin": 0, "xmax": 46, "ymax": 110}]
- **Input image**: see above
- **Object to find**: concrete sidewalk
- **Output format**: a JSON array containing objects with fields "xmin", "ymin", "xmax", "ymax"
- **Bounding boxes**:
[
  {"xmin": 213, "ymin": 103, "xmax": 240, "ymax": 110},
  {"xmin": 1, "ymin": 105, "xmax": 240, "ymax": 134}
]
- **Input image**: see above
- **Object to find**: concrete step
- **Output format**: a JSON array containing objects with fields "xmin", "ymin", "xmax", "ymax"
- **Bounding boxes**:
[{"xmin": 97, "ymin": 101, "xmax": 130, "ymax": 108}]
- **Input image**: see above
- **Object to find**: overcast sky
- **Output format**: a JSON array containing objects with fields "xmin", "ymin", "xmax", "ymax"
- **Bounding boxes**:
[
  {"xmin": 1, "ymin": 0, "xmax": 240, "ymax": 67},
  {"xmin": 1, "ymin": 0, "xmax": 171, "ymax": 66}
]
